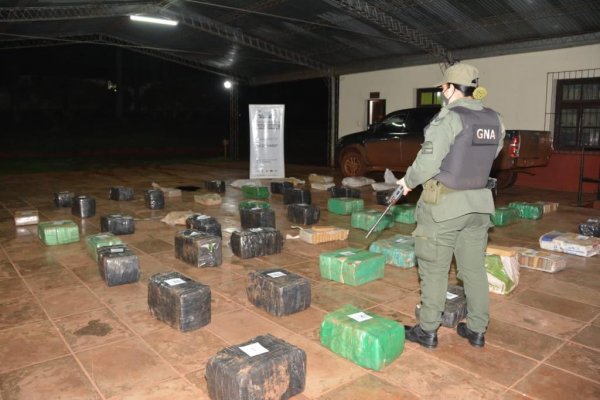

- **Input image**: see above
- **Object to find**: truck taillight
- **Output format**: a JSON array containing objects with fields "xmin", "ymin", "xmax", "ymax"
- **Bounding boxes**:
[{"xmin": 508, "ymin": 134, "xmax": 520, "ymax": 158}]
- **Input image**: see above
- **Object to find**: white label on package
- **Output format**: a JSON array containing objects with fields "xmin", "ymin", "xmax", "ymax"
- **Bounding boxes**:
[
  {"xmin": 251, "ymin": 207, "xmax": 262, "ymax": 210},
  {"xmin": 250, "ymin": 228, "xmax": 262, "ymax": 232},
  {"xmin": 267, "ymin": 271, "xmax": 286, "ymax": 278},
  {"xmin": 239, "ymin": 342, "xmax": 269, "ymax": 357},
  {"xmin": 165, "ymin": 278, "xmax": 186, "ymax": 286},
  {"xmin": 197, "ymin": 215, "xmax": 209, "ymax": 220},
  {"xmin": 339, "ymin": 251, "xmax": 355, "ymax": 256},
  {"xmin": 395, "ymin": 238, "xmax": 409, "ymax": 243},
  {"xmin": 446, "ymin": 292, "xmax": 458, "ymax": 300},
  {"xmin": 348, "ymin": 312, "xmax": 373, "ymax": 322},
  {"xmin": 110, "ymin": 248, "xmax": 125, "ymax": 253}
]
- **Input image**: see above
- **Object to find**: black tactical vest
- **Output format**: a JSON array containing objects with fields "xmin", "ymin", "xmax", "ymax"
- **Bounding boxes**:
[{"xmin": 435, "ymin": 106, "xmax": 501, "ymax": 190}]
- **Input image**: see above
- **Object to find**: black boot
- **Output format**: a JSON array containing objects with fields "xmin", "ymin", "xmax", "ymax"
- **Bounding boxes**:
[
  {"xmin": 457, "ymin": 322, "xmax": 485, "ymax": 348},
  {"xmin": 404, "ymin": 325, "xmax": 438, "ymax": 349}
]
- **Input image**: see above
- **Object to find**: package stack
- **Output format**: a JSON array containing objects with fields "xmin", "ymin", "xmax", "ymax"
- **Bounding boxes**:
[
  {"xmin": 298, "ymin": 226, "xmax": 349, "ymax": 244},
  {"xmin": 241, "ymin": 185, "xmax": 269, "ymax": 199},
  {"xmin": 144, "ymin": 189, "xmax": 165, "ymax": 210},
  {"xmin": 148, "ymin": 271, "xmax": 211, "ymax": 332},
  {"xmin": 205, "ymin": 334, "xmax": 306, "ymax": 400},
  {"xmin": 320, "ymin": 305, "xmax": 404, "ymax": 371},
  {"xmin": 579, "ymin": 219, "xmax": 600, "ymax": 237},
  {"xmin": 38, "ymin": 220, "xmax": 80, "ymax": 246},
  {"xmin": 100, "ymin": 214, "xmax": 135, "ymax": 235},
  {"xmin": 351, "ymin": 209, "xmax": 394, "ymax": 232},
  {"xmin": 376, "ymin": 189, "xmax": 394, "ymax": 205},
  {"xmin": 508, "ymin": 202, "xmax": 543, "ymax": 220},
  {"xmin": 175, "ymin": 229, "xmax": 222, "ymax": 267},
  {"xmin": 270, "ymin": 181, "xmax": 293, "ymax": 194},
  {"xmin": 416, "ymin": 284, "xmax": 467, "ymax": 328},
  {"xmin": 514, "ymin": 247, "xmax": 566, "ymax": 273},
  {"xmin": 539, "ymin": 231, "xmax": 600, "ymax": 257},
  {"xmin": 54, "ymin": 191, "xmax": 74, "ymax": 208},
  {"xmin": 14, "ymin": 210, "xmax": 39, "ymax": 226},
  {"xmin": 109, "ymin": 186, "xmax": 134, "ymax": 201},
  {"xmin": 283, "ymin": 188, "xmax": 311, "ymax": 205},
  {"xmin": 205, "ymin": 180, "xmax": 226, "ymax": 193},
  {"xmin": 246, "ymin": 269, "xmax": 311, "ymax": 316},
  {"xmin": 287, "ymin": 203, "xmax": 320, "ymax": 225},
  {"xmin": 535, "ymin": 201, "xmax": 559, "ymax": 214},
  {"xmin": 485, "ymin": 244, "xmax": 520, "ymax": 295},
  {"xmin": 329, "ymin": 186, "xmax": 361, "ymax": 198},
  {"xmin": 194, "ymin": 193, "xmax": 222, "ymax": 206},
  {"xmin": 368, "ymin": 234, "xmax": 416, "ymax": 268},
  {"xmin": 85, "ymin": 233, "xmax": 123, "ymax": 262},
  {"xmin": 391, "ymin": 204, "xmax": 417, "ymax": 224},
  {"xmin": 230, "ymin": 228, "xmax": 283, "ymax": 259},
  {"xmin": 71, "ymin": 196, "xmax": 96, "ymax": 218},
  {"xmin": 186, "ymin": 214, "xmax": 222, "ymax": 237},
  {"xmin": 327, "ymin": 197, "xmax": 364, "ymax": 215},
  {"xmin": 491, "ymin": 207, "xmax": 519, "ymax": 227},
  {"xmin": 97, "ymin": 244, "xmax": 140, "ymax": 286},
  {"xmin": 319, "ymin": 248, "xmax": 385, "ymax": 286},
  {"xmin": 240, "ymin": 207, "xmax": 276, "ymax": 229}
]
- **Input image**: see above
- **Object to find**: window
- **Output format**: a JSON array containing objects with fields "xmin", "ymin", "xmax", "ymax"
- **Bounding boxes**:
[
  {"xmin": 382, "ymin": 114, "xmax": 406, "ymax": 131},
  {"xmin": 417, "ymin": 87, "xmax": 442, "ymax": 107},
  {"xmin": 554, "ymin": 78, "xmax": 600, "ymax": 150}
]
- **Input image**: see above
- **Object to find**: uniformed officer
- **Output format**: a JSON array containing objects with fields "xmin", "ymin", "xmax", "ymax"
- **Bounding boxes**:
[{"xmin": 397, "ymin": 62, "xmax": 505, "ymax": 348}]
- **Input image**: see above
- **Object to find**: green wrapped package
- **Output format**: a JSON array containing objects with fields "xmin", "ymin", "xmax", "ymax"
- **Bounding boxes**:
[
  {"xmin": 508, "ymin": 202, "xmax": 543, "ymax": 220},
  {"xmin": 327, "ymin": 197, "xmax": 364, "ymax": 215},
  {"xmin": 491, "ymin": 207, "xmax": 519, "ymax": 226},
  {"xmin": 319, "ymin": 248, "xmax": 385, "ymax": 286},
  {"xmin": 368, "ymin": 234, "xmax": 416, "ymax": 268},
  {"xmin": 320, "ymin": 304, "xmax": 405, "ymax": 371},
  {"xmin": 351, "ymin": 209, "xmax": 394, "ymax": 232},
  {"xmin": 485, "ymin": 254, "xmax": 517, "ymax": 295},
  {"xmin": 241, "ymin": 185, "xmax": 269, "ymax": 199},
  {"xmin": 238, "ymin": 200, "xmax": 270, "ymax": 210},
  {"xmin": 391, "ymin": 204, "xmax": 416, "ymax": 224},
  {"xmin": 85, "ymin": 233, "xmax": 123, "ymax": 261},
  {"xmin": 38, "ymin": 220, "xmax": 80, "ymax": 246}
]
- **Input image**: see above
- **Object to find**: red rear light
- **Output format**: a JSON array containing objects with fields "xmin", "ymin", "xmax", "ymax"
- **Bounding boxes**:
[{"xmin": 508, "ymin": 134, "xmax": 520, "ymax": 158}]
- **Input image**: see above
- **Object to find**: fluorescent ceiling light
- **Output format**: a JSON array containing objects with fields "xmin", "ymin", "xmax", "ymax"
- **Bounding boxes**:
[{"xmin": 130, "ymin": 15, "xmax": 178, "ymax": 26}]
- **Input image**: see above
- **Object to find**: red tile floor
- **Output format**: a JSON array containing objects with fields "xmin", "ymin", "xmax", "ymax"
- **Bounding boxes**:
[{"xmin": 0, "ymin": 162, "xmax": 599, "ymax": 399}]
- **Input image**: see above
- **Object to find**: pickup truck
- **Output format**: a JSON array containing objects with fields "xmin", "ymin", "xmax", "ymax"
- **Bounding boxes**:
[{"xmin": 336, "ymin": 107, "xmax": 552, "ymax": 189}]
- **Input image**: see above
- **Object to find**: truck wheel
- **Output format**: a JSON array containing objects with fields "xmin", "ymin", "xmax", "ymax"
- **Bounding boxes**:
[
  {"xmin": 494, "ymin": 171, "xmax": 518, "ymax": 189},
  {"xmin": 340, "ymin": 149, "xmax": 366, "ymax": 177}
]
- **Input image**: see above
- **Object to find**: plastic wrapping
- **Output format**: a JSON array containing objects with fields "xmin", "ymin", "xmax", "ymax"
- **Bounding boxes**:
[
  {"xmin": 54, "ymin": 191, "xmax": 74, "ymax": 208},
  {"xmin": 327, "ymin": 197, "xmax": 364, "ymax": 215},
  {"xmin": 38, "ymin": 220, "xmax": 80, "ymax": 246},
  {"xmin": 351, "ymin": 209, "xmax": 394, "ymax": 232},
  {"xmin": 246, "ymin": 268, "xmax": 311, "ymax": 316},
  {"xmin": 415, "ymin": 284, "xmax": 466, "ymax": 328},
  {"xmin": 148, "ymin": 271, "xmax": 211, "ymax": 332},
  {"xmin": 328, "ymin": 186, "xmax": 361, "ymax": 198},
  {"xmin": 341, "ymin": 176, "xmax": 375, "ymax": 188},
  {"xmin": 186, "ymin": 214, "xmax": 222, "ymax": 237},
  {"xmin": 539, "ymin": 231, "xmax": 600, "ymax": 257},
  {"xmin": 230, "ymin": 228, "xmax": 283, "ymax": 259},
  {"xmin": 100, "ymin": 214, "xmax": 135, "ymax": 235},
  {"xmin": 320, "ymin": 304, "xmax": 404, "ymax": 371},
  {"xmin": 205, "ymin": 180, "xmax": 226, "ymax": 193},
  {"xmin": 144, "ymin": 189, "xmax": 165, "ymax": 210},
  {"xmin": 175, "ymin": 229, "xmax": 222, "ymax": 267},
  {"xmin": 283, "ymin": 188, "xmax": 311, "ymax": 205},
  {"xmin": 240, "ymin": 207, "xmax": 276, "ymax": 229},
  {"xmin": 109, "ymin": 186, "xmax": 134, "ymax": 201},
  {"xmin": 298, "ymin": 226, "xmax": 349, "ymax": 244},
  {"xmin": 71, "ymin": 196, "xmax": 96, "ymax": 218},
  {"xmin": 376, "ymin": 190, "xmax": 394, "ymax": 205},
  {"xmin": 97, "ymin": 245, "xmax": 140, "ymax": 286},
  {"xmin": 485, "ymin": 253, "xmax": 519, "ymax": 295},
  {"xmin": 287, "ymin": 203, "xmax": 320, "ymax": 225},
  {"xmin": 205, "ymin": 334, "xmax": 306, "ymax": 400},
  {"xmin": 579, "ymin": 219, "xmax": 600, "ymax": 237},
  {"xmin": 14, "ymin": 210, "xmax": 39, "ymax": 226},
  {"xmin": 535, "ymin": 201, "xmax": 559, "ymax": 214},
  {"xmin": 241, "ymin": 185, "xmax": 270, "ymax": 199},
  {"xmin": 491, "ymin": 207, "xmax": 519, "ymax": 226},
  {"xmin": 508, "ymin": 202, "xmax": 543, "ymax": 220},
  {"xmin": 308, "ymin": 173, "xmax": 334, "ymax": 183},
  {"xmin": 319, "ymin": 248, "xmax": 385, "ymax": 286},
  {"xmin": 270, "ymin": 181, "xmax": 293, "ymax": 194},
  {"xmin": 368, "ymin": 234, "xmax": 416, "ymax": 268},
  {"xmin": 391, "ymin": 204, "xmax": 416, "ymax": 224},
  {"xmin": 514, "ymin": 247, "xmax": 566, "ymax": 273},
  {"xmin": 238, "ymin": 201, "xmax": 270, "ymax": 210},
  {"xmin": 85, "ymin": 233, "xmax": 123, "ymax": 262},
  {"xmin": 194, "ymin": 193, "xmax": 222, "ymax": 206}
]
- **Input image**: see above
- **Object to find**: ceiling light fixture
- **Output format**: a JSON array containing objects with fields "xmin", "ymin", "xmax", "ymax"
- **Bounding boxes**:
[
  {"xmin": 223, "ymin": 80, "xmax": 233, "ymax": 89},
  {"xmin": 129, "ymin": 15, "xmax": 179, "ymax": 26}
]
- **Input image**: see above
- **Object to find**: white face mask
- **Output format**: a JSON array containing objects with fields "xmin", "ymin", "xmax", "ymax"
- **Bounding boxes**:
[{"xmin": 442, "ymin": 86, "xmax": 454, "ymax": 106}]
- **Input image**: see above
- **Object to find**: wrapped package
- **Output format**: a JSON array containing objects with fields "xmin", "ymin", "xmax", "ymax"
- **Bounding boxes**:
[
  {"xmin": 85, "ymin": 233, "xmax": 123, "ymax": 262},
  {"xmin": 148, "ymin": 271, "xmax": 211, "ymax": 332},
  {"xmin": 205, "ymin": 180, "xmax": 226, "ymax": 193},
  {"xmin": 230, "ymin": 228, "xmax": 283, "ymax": 259},
  {"xmin": 54, "ymin": 191, "xmax": 74, "ymax": 208},
  {"xmin": 205, "ymin": 334, "xmax": 306, "ymax": 400},
  {"xmin": 162, "ymin": 187, "xmax": 182, "ymax": 197},
  {"xmin": 415, "ymin": 284, "xmax": 467, "ymax": 328},
  {"xmin": 341, "ymin": 176, "xmax": 375, "ymax": 188},
  {"xmin": 491, "ymin": 207, "xmax": 519, "ymax": 227},
  {"xmin": 328, "ymin": 186, "xmax": 361, "ymax": 198},
  {"xmin": 308, "ymin": 173, "xmax": 334, "ymax": 184},
  {"xmin": 238, "ymin": 201, "xmax": 270, "ymax": 210},
  {"xmin": 97, "ymin": 245, "xmax": 140, "ymax": 286},
  {"xmin": 160, "ymin": 211, "xmax": 195, "ymax": 226},
  {"xmin": 270, "ymin": 181, "xmax": 293, "ymax": 194},
  {"xmin": 508, "ymin": 202, "xmax": 543, "ymax": 220},
  {"xmin": 579, "ymin": 219, "xmax": 600, "ymax": 237},
  {"xmin": 351, "ymin": 209, "xmax": 394, "ymax": 232},
  {"xmin": 38, "ymin": 220, "xmax": 80, "ymax": 246},
  {"xmin": 298, "ymin": 226, "xmax": 349, "ymax": 244},
  {"xmin": 319, "ymin": 248, "xmax": 385, "ymax": 286},
  {"xmin": 100, "ymin": 214, "xmax": 135, "ymax": 235},
  {"xmin": 109, "ymin": 186, "xmax": 134, "ymax": 201},
  {"xmin": 311, "ymin": 182, "xmax": 335, "ymax": 191},
  {"xmin": 376, "ymin": 189, "xmax": 394, "ymax": 205},
  {"xmin": 392, "ymin": 204, "xmax": 416, "ymax": 224},
  {"xmin": 485, "ymin": 253, "xmax": 519, "ymax": 295},
  {"xmin": 194, "ymin": 193, "xmax": 222, "ymax": 206},
  {"xmin": 327, "ymin": 197, "xmax": 364, "ymax": 215},
  {"xmin": 71, "ymin": 196, "xmax": 96, "ymax": 218},
  {"xmin": 514, "ymin": 247, "xmax": 566, "ymax": 273},
  {"xmin": 539, "ymin": 231, "xmax": 600, "ymax": 257},
  {"xmin": 368, "ymin": 234, "xmax": 416, "ymax": 268},
  {"xmin": 175, "ymin": 229, "xmax": 222, "ymax": 267},
  {"xmin": 535, "ymin": 201, "xmax": 559, "ymax": 214},
  {"xmin": 144, "ymin": 189, "xmax": 165, "ymax": 210},
  {"xmin": 241, "ymin": 185, "xmax": 269, "ymax": 199},
  {"xmin": 14, "ymin": 210, "xmax": 39, "ymax": 226},
  {"xmin": 246, "ymin": 268, "xmax": 311, "ymax": 316},
  {"xmin": 186, "ymin": 214, "xmax": 222, "ymax": 237},
  {"xmin": 283, "ymin": 188, "xmax": 311, "ymax": 205},
  {"xmin": 287, "ymin": 203, "xmax": 320, "ymax": 225},
  {"xmin": 320, "ymin": 304, "xmax": 404, "ymax": 371},
  {"xmin": 240, "ymin": 207, "xmax": 276, "ymax": 229}
]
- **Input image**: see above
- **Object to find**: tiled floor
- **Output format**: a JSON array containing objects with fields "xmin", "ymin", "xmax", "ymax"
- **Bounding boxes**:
[{"xmin": 0, "ymin": 162, "xmax": 599, "ymax": 399}]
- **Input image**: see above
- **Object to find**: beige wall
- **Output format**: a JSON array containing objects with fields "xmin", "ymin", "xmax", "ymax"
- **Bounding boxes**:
[{"xmin": 338, "ymin": 44, "xmax": 600, "ymax": 137}]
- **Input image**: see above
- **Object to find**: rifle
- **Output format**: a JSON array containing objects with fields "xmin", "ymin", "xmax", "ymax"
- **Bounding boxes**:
[{"xmin": 365, "ymin": 185, "xmax": 404, "ymax": 238}]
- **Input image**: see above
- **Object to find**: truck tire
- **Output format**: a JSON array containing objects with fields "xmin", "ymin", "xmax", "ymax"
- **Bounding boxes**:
[
  {"xmin": 494, "ymin": 171, "xmax": 518, "ymax": 189},
  {"xmin": 340, "ymin": 149, "xmax": 366, "ymax": 177}
]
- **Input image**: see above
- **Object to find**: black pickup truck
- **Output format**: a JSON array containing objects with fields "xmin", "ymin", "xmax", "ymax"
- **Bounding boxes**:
[{"xmin": 336, "ymin": 107, "xmax": 552, "ymax": 189}]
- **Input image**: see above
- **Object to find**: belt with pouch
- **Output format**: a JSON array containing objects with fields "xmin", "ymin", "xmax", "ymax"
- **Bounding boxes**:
[{"xmin": 422, "ymin": 179, "xmax": 455, "ymax": 205}]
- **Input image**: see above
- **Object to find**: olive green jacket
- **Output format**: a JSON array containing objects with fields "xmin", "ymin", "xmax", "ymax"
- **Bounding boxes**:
[{"xmin": 404, "ymin": 98, "xmax": 505, "ymax": 222}]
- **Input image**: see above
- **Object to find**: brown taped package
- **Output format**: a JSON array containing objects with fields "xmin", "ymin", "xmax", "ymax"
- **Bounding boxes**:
[
  {"xmin": 514, "ymin": 247, "xmax": 566, "ymax": 273},
  {"xmin": 535, "ymin": 201, "xmax": 559, "ymax": 214},
  {"xmin": 299, "ymin": 226, "xmax": 349, "ymax": 244}
]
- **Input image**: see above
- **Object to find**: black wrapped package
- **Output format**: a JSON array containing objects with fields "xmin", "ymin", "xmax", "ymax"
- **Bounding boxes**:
[
  {"xmin": 579, "ymin": 218, "xmax": 600, "ymax": 237},
  {"xmin": 71, "ymin": 195, "xmax": 96, "ymax": 218},
  {"xmin": 415, "ymin": 284, "xmax": 467, "ymax": 328},
  {"xmin": 109, "ymin": 186, "xmax": 134, "ymax": 201},
  {"xmin": 230, "ymin": 228, "xmax": 283, "ymax": 259},
  {"xmin": 100, "ymin": 214, "xmax": 135, "ymax": 235},
  {"xmin": 205, "ymin": 180, "xmax": 226, "ymax": 193},
  {"xmin": 376, "ymin": 190, "xmax": 394, "ymax": 205},
  {"xmin": 287, "ymin": 203, "xmax": 320, "ymax": 225},
  {"xmin": 205, "ymin": 334, "xmax": 306, "ymax": 400},
  {"xmin": 54, "ymin": 191, "xmax": 74, "ymax": 208},
  {"xmin": 185, "ymin": 214, "xmax": 222, "ymax": 237},
  {"xmin": 329, "ymin": 186, "xmax": 361, "ymax": 198},
  {"xmin": 148, "ymin": 271, "xmax": 211, "ymax": 332},
  {"xmin": 97, "ymin": 245, "xmax": 140, "ymax": 287},
  {"xmin": 175, "ymin": 229, "xmax": 222, "ymax": 267},
  {"xmin": 246, "ymin": 268, "xmax": 311, "ymax": 316},
  {"xmin": 270, "ymin": 181, "xmax": 293, "ymax": 194},
  {"xmin": 283, "ymin": 188, "xmax": 311, "ymax": 205},
  {"xmin": 144, "ymin": 189, "xmax": 165, "ymax": 210},
  {"xmin": 240, "ymin": 207, "xmax": 276, "ymax": 229}
]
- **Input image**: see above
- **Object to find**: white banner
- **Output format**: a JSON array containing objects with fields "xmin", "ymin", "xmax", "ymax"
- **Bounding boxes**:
[{"xmin": 249, "ymin": 104, "xmax": 285, "ymax": 179}]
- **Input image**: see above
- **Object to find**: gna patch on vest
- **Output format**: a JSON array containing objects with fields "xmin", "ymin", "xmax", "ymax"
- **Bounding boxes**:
[
  {"xmin": 472, "ymin": 125, "xmax": 500, "ymax": 145},
  {"xmin": 422, "ymin": 141, "xmax": 433, "ymax": 154}
]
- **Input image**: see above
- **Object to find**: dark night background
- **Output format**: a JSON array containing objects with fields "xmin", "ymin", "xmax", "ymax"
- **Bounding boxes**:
[{"xmin": 1, "ymin": 44, "xmax": 330, "ymax": 165}]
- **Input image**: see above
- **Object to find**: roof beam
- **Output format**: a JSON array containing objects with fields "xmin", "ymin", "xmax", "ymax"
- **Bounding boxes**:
[{"xmin": 0, "ymin": 2, "xmax": 157, "ymax": 22}]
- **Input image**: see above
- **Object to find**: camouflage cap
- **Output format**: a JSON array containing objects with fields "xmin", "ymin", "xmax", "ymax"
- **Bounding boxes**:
[{"xmin": 436, "ymin": 63, "xmax": 479, "ymax": 87}]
